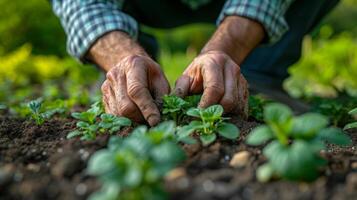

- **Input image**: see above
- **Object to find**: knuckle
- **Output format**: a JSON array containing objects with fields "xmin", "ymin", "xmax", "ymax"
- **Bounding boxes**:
[
  {"xmin": 127, "ymin": 84, "xmax": 146, "ymax": 99},
  {"xmin": 106, "ymin": 70, "xmax": 117, "ymax": 81},
  {"xmin": 101, "ymin": 81, "xmax": 110, "ymax": 92},
  {"xmin": 206, "ymin": 85, "xmax": 224, "ymax": 97},
  {"xmin": 118, "ymin": 102, "xmax": 137, "ymax": 116}
]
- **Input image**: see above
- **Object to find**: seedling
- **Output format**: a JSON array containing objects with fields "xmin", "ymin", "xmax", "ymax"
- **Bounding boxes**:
[
  {"xmin": 178, "ymin": 105, "xmax": 239, "ymax": 146},
  {"xmin": 246, "ymin": 103, "xmax": 352, "ymax": 182},
  {"xmin": 248, "ymin": 95, "xmax": 272, "ymax": 121},
  {"xmin": 67, "ymin": 102, "xmax": 131, "ymax": 140},
  {"xmin": 162, "ymin": 95, "xmax": 188, "ymax": 124},
  {"xmin": 28, "ymin": 99, "xmax": 65, "ymax": 125},
  {"xmin": 87, "ymin": 121, "xmax": 185, "ymax": 200},
  {"xmin": 162, "ymin": 94, "xmax": 201, "ymax": 125},
  {"xmin": 344, "ymin": 107, "xmax": 357, "ymax": 130}
]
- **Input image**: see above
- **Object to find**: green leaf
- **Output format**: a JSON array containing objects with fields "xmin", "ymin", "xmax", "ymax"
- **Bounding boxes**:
[
  {"xmin": 201, "ymin": 105, "xmax": 224, "ymax": 121},
  {"xmin": 318, "ymin": 127, "xmax": 352, "ymax": 146},
  {"xmin": 124, "ymin": 166, "xmax": 142, "ymax": 187},
  {"xmin": 246, "ymin": 125, "xmax": 274, "ymax": 146},
  {"xmin": 186, "ymin": 108, "xmax": 201, "ymax": 118},
  {"xmin": 264, "ymin": 103, "xmax": 293, "ymax": 124},
  {"xmin": 66, "ymin": 130, "xmax": 81, "ymax": 139},
  {"xmin": 217, "ymin": 122, "xmax": 239, "ymax": 139},
  {"xmin": 348, "ymin": 107, "xmax": 357, "ymax": 115},
  {"xmin": 200, "ymin": 134, "xmax": 217, "ymax": 146},
  {"xmin": 131, "ymin": 126, "xmax": 148, "ymax": 137},
  {"xmin": 87, "ymin": 150, "xmax": 115, "ymax": 175},
  {"xmin": 151, "ymin": 121, "xmax": 176, "ymax": 137},
  {"xmin": 177, "ymin": 125, "xmax": 196, "ymax": 139},
  {"xmin": 71, "ymin": 112, "xmax": 82, "ymax": 120},
  {"xmin": 107, "ymin": 136, "xmax": 123, "ymax": 151},
  {"xmin": 344, "ymin": 122, "xmax": 357, "ymax": 130},
  {"xmin": 116, "ymin": 117, "xmax": 131, "ymax": 126},
  {"xmin": 283, "ymin": 140, "xmax": 321, "ymax": 181},
  {"xmin": 256, "ymin": 163, "xmax": 274, "ymax": 182},
  {"xmin": 150, "ymin": 141, "xmax": 186, "ymax": 165},
  {"xmin": 291, "ymin": 113, "xmax": 328, "ymax": 138},
  {"xmin": 123, "ymin": 136, "xmax": 152, "ymax": 157}
]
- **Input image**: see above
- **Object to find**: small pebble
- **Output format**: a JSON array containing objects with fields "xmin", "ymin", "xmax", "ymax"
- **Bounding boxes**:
[
  {"xmin": 165, "ymin": 168, "xmax": 186, "ymax": 181},
  {"xmin": 229, "ymin": 151, "xmax": 251, "ymax": 168},
  {"xmin": 202, "ymin": 179, "xmax": 215, "ymax": 192},
  {"xmin": 75, "ymin": 183, "xmax": 87, "ymax": 195},
  {"xmin": 57, "ymin": 148, "xmax": 63, "ymax": 153},
  {"xmin": 351, "ymin": 162, "xmax": 357, "ymax": 170}
]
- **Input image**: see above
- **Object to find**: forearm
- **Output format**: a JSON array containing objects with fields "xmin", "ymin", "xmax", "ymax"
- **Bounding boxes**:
[
  {"xmin": 202, "ymin": 15, "xmax": 265, "ymax": 65},
  {"xmin": 87, "ymin": 31, "xmax": 148, "ymax": 72}
]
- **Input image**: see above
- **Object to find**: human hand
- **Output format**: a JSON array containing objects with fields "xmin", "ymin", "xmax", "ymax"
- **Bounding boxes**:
[
  {"xmin": 101, "ymin": 55, "xmax": 170, "ymax": 126},
  {"xmin": 174, "ymin": 51, "xmax": 248, "ymax": 119}
]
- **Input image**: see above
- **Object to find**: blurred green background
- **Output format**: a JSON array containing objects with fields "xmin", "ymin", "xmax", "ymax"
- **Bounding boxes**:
[{"xmin": 0, "ymin": 0, "xmax": 357, "ymax": 116}]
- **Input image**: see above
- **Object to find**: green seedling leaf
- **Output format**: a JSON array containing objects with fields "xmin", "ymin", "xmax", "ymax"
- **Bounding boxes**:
[
  {"xmin": 87, "ymin": 150, "xmax": 115, "ymax": 175},
  {"xmin": 200, "ymin": 134, "xmax": 217, "ymax": 146},
  {"xmin": 264, "ymin": 103, "xmax": 293, "ymax": 124},
  {"xmin": 201, "ymin": 105, "xmax": 224, "ymax": 121},
  {"xmin": 344, "ymin": 122, "xmax": 357, "ymax": 130},
  {"xmin": 217, "ymin": 122, "xmax": 239, "ymax": 139},
  {"xmin": 348, "ymin": 107, "xmax": 357, "ymax": 115},
  {"xmin": 246, "ymin": 125, "xmax": 274, "ymax": 146},
  {"xmin": 256, "ymin": 163, "xmax": 274, "ymax": 182},
  {"xmin": 66, "ymin": 130, "xmax": 81, "ymax": 139},
  {"xmin": 291, "ymin": 113, "xmax": 328, "ymax": 139},
  {"xmin": 186, "ymin": 108, "xmax": 201, "ymax": 118},
  {"xmin": 318, "ymin": 127, "xmax": 352, "ymax": 146}
]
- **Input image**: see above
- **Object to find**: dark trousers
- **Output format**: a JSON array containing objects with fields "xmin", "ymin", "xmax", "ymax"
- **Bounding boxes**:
[{"xmin": 123, "ymin": 0, "xmax": 339, "ymax": 87}]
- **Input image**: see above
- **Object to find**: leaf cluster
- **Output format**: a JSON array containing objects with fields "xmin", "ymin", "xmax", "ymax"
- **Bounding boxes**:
[
  {"xmin": 162, "ymin": 94, "xmax": 201, "ymax": 125},
  {"xmin": 87, "ymin": 121, "xmax": 185, "ymax": 200},
  {"xmin": 246, "ymin": 103, "xmax": 352, "ymax": 182},
  {"xmin": 344, "ymin": 107, "xmax": 357, "ymax": 130},
  {"xmin": 67, "ymin": 102, "xmax": 131, "ymax": 140},
  {"xmin": 178, "ymin": 105, "xmax": 239, "ymax": 146},
  {"xmin": 28, "ymin": 99, "xmax": 66, "ymax": 125}
]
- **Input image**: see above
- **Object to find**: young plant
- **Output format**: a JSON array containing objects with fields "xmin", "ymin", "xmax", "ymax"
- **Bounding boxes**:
[
  {"xmin": 162, "ymin": 94, "xmax": 201, "ymax": 125},
  {"xmin": 28, "ymin": 99, "xmax": 65, "ymax": 125},
  {"xmin": 344, "ymin": 107, "xmax": 357, "ymax": 130},
  {"xmin": 162, "ymin": 95, "xmax": 188, "ymax": 124},
  {"xmin": 67, "ymin": 102, "xmax": 131, "ymax": 140},
  {"xmin": 248, "ymin": 95, "xmax": 272, "ymax": 121},
  {"xmin": 87, "ymin": 121, "xmax": 186, "ymax": 200},
  {"xmin": 178, "ymin": 105, "xmax": 239, "ymax": 146},
  {"xmin": 246, "ymin": 103, "xmax": 352, "ymax": 182}
]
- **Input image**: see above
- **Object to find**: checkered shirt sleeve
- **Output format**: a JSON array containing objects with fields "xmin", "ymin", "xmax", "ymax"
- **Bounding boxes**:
[
  {"xmin": 51, "ymin": 0, "xmax": 138, "ymax": 61},
  {"xmin": 217, "ymin": 0, "xmax": 295, "ymax": 43}
]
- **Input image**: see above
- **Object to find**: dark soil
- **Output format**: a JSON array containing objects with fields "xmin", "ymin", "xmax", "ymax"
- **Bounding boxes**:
[{"xmin": 0, "ymin": 116, "xmax": 356, "ymax": 200}]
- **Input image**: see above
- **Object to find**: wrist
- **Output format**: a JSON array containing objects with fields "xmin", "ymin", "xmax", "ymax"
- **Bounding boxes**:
[
  {"xmin": 202, "ymin": 15, "xmax": 264, "ymax": 65},
  {"xmin": 87, "ymin": 31, "xmax": 148, "ymax": 72}
]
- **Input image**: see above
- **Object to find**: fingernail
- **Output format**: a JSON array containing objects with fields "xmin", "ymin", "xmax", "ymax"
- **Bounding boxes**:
[{"xmin": 147, "ymin": 114, "xmax": 160, "ymax": 126}]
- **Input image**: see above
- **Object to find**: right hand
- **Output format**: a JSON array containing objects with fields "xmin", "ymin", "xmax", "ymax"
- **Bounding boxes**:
[{"xmin": 101, "ymin": 55, "xmax": 170, "ymax": 126}]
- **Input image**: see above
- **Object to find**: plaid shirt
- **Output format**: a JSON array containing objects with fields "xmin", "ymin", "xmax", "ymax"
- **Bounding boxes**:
[{"xmin": 51, "ymin": 0, "xmax": 294, "ymax": 61}]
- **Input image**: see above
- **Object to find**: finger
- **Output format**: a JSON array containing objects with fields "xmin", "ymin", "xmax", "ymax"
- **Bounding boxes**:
[
  {"xmin": 149, "ymin": 64, "xmax": 170, "ymax": 102},
  {"xmin": 106, "ymin": 69, "xmax": 144, "ymax": 123},
  {"xmin": 126, "ymin": 60, "xmax": 160, "ymax": 126},
  {"xmin": 220, "ymin": 61, "xmax": 239, "ymax": 113},
  {"xmin": 235, "ymin": 74, "xmax": 249, "ymax": 119},
  {"xmin": 199, "ymin": 63, "xmax": 225, "ymax": 108},
  {"xmin": 174, "ymin": 75, "xmax": 190, "ymax": 98},
  {"xmin": 101, "ymin": 80, "xmax": 117, "ymax": 115}
]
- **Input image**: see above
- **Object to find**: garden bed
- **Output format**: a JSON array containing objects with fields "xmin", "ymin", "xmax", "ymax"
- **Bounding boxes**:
[{"xmin": 0, "ymin": 116, "xmax": 356, "ymax": 200}]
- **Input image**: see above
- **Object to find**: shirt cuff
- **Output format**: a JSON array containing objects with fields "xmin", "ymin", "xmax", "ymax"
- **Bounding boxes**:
[
  {"xmin": 217, "ymin": 0, "xmax": 293, "ymax": 44},
  {"xmin": 52, "ymin": 0, "xmax": 138, "ymax": 61}
]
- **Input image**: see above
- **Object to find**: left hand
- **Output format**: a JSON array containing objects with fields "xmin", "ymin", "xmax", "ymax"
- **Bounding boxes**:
[{"xmin": 174, "ymin": 50, "xmax": 249, "ymax": 119}]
